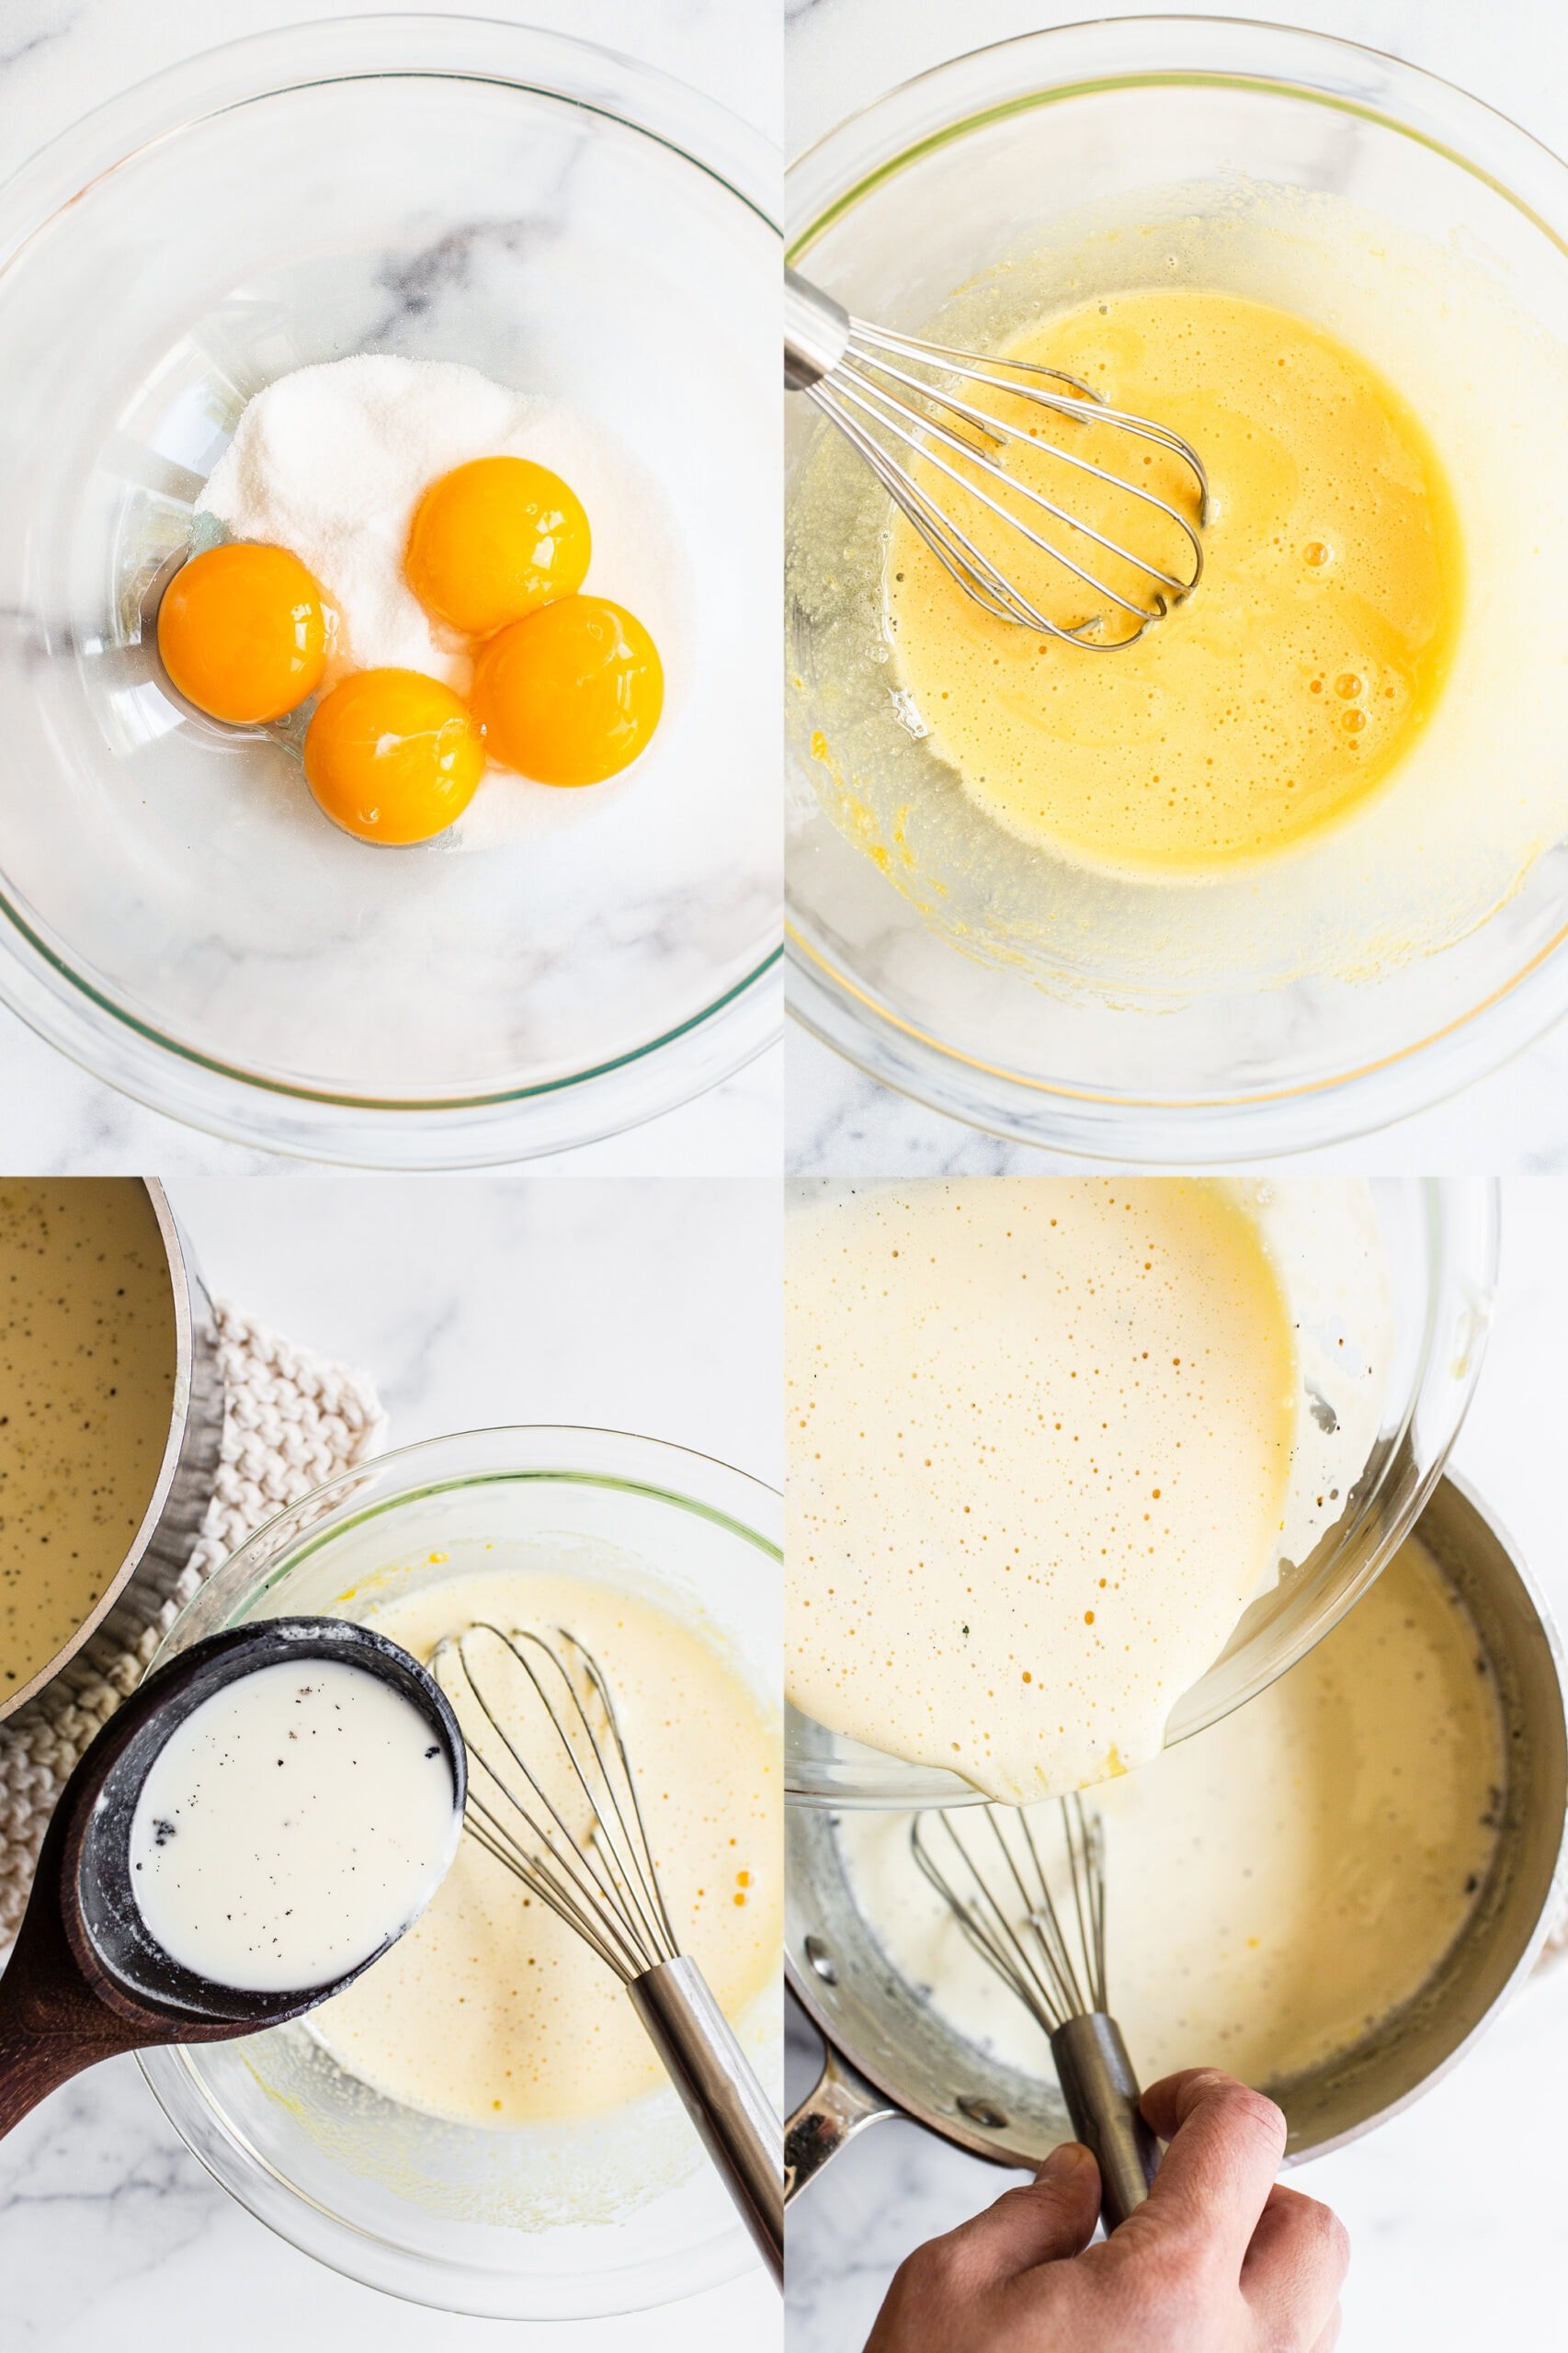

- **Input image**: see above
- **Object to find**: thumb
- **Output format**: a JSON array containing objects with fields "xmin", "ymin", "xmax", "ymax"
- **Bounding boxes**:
[
  {"xmin": 937, "ymin": 2143, "xmax": 1102, "ymax": 2284},
  {"xmin": 1025, "ymin": 2142, "xmax": 1103, "ymax": 2261}
]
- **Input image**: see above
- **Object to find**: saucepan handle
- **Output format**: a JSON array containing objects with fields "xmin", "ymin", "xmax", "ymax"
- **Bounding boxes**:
[{"xmin": 785, "ymin": 2040, "xmax": 901, "ymax": 2202}]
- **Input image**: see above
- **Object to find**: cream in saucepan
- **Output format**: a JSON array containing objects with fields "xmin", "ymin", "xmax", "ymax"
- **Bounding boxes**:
[{"xmin": 0, "ymin": 1181, "xmax": 176, "ymax": 1703}]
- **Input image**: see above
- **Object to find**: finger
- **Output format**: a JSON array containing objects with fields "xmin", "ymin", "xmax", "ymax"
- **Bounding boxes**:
[
  {"xmin": 927, "ymin": 2143, "xmax": 1102, "ymax": 2285},
  {"xmin": 1137, "ymin": 2069, "xmax": 1287, "ymax": 2265},
  {"xmin": 1310, "ymin": 2303, "xmax": 1343, "ymax": 2353},
  {"xmin": 1243, "ymin": 2184, "xmax": 1349, "ymax": 2342}
]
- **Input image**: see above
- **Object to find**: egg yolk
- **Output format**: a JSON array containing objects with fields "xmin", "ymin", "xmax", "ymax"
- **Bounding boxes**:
[
  {"xmin": 404, "ymin": 456, "xmax": 591, "ymax": 639},
  {"xmin": 303, "ymin": 669, "xmax": 485, "ymax": 845},
  {"xmin": 472, "ymin": 597, "xmax": 664, "ymax": 787},
  {"xmin": 157, "ymin": 541, "xmax": 329, "ymax": 724}
]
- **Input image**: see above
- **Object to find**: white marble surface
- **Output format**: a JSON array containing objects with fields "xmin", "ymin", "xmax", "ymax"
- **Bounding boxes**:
[
  {"xmin": 785, "ymin": 0, "xmax": 1568, "ymax": 1178},
  {"xmin": 785, "ymin": 1172, "xmax": 1568, "ymax": 2351},
  {"xmin": 0, "ymin": 1172, "xmax": 783, "ymax": 2348},
  {"xmin": 788, "ymin": 1018, "xmax": 1568, "ymax": 1179},
  {"xmin": 0, "ymin": 0, "xmax": 781, "ymax": 1178}
]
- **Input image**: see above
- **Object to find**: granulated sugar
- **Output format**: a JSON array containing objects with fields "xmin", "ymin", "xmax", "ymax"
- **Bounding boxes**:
[{"xmin": 198, "ymin": 354, "xmax": 688, "ymax": 844}]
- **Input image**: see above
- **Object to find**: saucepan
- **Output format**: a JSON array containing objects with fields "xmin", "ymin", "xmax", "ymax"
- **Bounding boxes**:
[
  {"xmin": 0, "ymin": 1178, "xmax": 222, "ymax": 1724},
  {"xmin": 785, "ymin": 1473, "xmax": 1568, "ymax": 2193}
]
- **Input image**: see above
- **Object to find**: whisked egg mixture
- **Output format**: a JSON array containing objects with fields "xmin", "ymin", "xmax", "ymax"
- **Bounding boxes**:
[
  {"xmin": 887, "ymin": 288, "xmax": 1461, "ymax": 878},
  {"xmin": 790, "ymin": 185, "xmax": 1568, "ymax": 986},
  {"xmin": 310, "ymin": 1565, "xmax": 780, "ymax": 2129}
]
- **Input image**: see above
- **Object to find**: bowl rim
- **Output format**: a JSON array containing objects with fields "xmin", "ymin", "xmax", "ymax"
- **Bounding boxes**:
[
  {"xmin": 0, "ymin": 13, "xmax": 783, "ymax": 1168},
  {"xmin": 784, "ymin": 12, "xmax": 1568, "ymax": 1161},
  {"xmin": 137, "ymin": 1419, "xmax": 782, "ymax": 2319}
]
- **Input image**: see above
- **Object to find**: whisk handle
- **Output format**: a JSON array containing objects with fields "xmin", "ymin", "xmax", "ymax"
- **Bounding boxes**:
[
  {"xmin": 629, "ymin": 1955, "xmax": 784, "ymax": 2287},
  {"xmin": 1049, "ymin": 2012, "xmax": 1159, "ymax": 2233},
  {"xmin": 786, "ymin": 268, "xmax": 850, "ymax": 392}
]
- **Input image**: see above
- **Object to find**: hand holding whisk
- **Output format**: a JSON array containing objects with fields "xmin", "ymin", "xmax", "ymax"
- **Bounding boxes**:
[
  {"xmin": 913, "ymin": 1795, "xmax": 1159, "ymax": 2230},
  {"xmin": 433, "ymin": 1622, "xmax": 783, "ymax": 2283}
]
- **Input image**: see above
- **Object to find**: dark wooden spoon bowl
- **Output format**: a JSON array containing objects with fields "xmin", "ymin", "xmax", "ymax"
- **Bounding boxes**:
[{"xmin": 0, "ymin": 1617, "xmax": 465, "ymax": 2135}]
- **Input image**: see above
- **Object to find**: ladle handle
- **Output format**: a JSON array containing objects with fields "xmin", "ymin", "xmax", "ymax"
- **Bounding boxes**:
[
  {"xmin": 1050, "ymin": 2012, "xmax": 1159, "ymax": 2233},
  {"xmin": 629, "ymin": 1955, "xmax": 784, "ymax": 2287},
  {"xmin": 0, "ymin": 1964, "xmax": 142, "ymax": 2138}
]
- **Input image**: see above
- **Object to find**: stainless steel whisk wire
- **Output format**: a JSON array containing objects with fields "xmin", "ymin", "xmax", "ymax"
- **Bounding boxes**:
[
  {"xmin": 913, "ymin": 1795, "xmax": 1159, "ymax": 2230},
  {"xmin": 455, "ymin": 1624, "xmax": 678, "ymax": 1980},
  {"xmin": 913, "ymin": 1794, "xmax": 1108, "ymax": 2030},
  {"xmin": 435, "ymin": 1622, "xmax": 784, "ymax": 2283},
  {"xmin": 786, "ymin": 267, "xmax": 1210, "ymax": 648}
]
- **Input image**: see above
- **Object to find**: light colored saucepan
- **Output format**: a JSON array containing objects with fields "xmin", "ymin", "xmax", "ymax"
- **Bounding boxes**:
[
  {"xmin": 786, "ymin": 1472, "xmax": 1568, "ymax": 2197},
  {"xmin": 1, "ymin": 1179, "xmax": 223, "ymax": 1723}
]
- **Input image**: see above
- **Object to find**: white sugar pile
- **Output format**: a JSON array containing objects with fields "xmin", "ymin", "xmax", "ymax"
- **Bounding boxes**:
[{"xmin": 200, "ymin": 353, "xmax": 677, "ymax": 694}]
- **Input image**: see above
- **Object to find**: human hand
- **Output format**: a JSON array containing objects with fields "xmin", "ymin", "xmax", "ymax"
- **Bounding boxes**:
[{"xmin": 863, "ymin": 2068, "xmax": 1347, "ymax": 2353}]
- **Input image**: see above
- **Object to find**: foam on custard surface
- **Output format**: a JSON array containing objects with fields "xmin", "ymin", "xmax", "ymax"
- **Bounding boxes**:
[
  {"xmin": 309, "ymin": 1566, "xmax": 779, "ymax": 2129},
  {"xmin": 837, "ymin": 1533, "xmax": 1505, "ymax": 2091},
  {"xmin": 785, "ymin": 1178, "xmax": 1303, "ymax": 1802},
  {"xmin": 886, "ymin": 289, "xmax": 1461, "ymax": 877}
]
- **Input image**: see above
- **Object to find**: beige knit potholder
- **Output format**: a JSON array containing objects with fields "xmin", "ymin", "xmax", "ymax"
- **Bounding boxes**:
[{"xmin": 0, "ymin": 1302, "xmax": 386, "ymax": 1951}]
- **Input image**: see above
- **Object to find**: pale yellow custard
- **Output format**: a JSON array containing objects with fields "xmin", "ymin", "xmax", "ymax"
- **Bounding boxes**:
[
  {"xmin": 839, "ymin": 1533, "xmax": 1505, "ymax": 2091},
  {"xmin": 312, "ymin": 1566, "xmax": 780, "ymax": 2128},
  {"xmin": 786, "ymin": 1179, "xmax": 1299, "ymax": 1802}
]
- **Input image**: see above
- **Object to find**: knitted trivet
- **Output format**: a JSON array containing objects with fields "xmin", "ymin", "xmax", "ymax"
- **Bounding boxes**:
[{"xmin": 0, "ymin": 1301, "xmax": 386, "ymax": 1950}]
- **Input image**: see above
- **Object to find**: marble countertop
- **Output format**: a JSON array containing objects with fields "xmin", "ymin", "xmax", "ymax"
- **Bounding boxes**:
[
  {"xmin": 785, "ymin": 0, "xmax": 1568, "ymax": 1180},
  {"xmin": 0, "ymin": 0, "xmax": 781, "ymax": 1180},
  {"xmin": 788, "ymin": 1019, "xmax": 1568, "ymax": 1179},
  {"xmin": 0, "ymin": 1169, "xmax": 783, "ymax": 2349}
]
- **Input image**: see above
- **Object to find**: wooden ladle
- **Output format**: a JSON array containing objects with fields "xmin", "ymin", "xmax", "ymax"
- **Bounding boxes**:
[{"xmin": 0, "ymin": 1617, "xmax": 465, "ymax": 2135}]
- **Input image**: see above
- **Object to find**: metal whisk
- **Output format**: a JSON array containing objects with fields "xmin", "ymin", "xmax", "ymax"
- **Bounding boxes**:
[
  {"xmin": 913, "ymin": 1796, "xmax": 1158, "ymax": 2227},
  {"xmin": 433, "ymin": 1622, "xmax": 783, "ymax": 2282},
  {"xmin": 786, "ymin": 267, "xmax": 1209, "ymax": 649}
]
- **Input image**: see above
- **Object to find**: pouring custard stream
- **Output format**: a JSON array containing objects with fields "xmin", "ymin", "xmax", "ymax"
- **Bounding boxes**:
[{"xmin": 786, "ymin": 1179, "xmax": 1301, "ymax": 1802}]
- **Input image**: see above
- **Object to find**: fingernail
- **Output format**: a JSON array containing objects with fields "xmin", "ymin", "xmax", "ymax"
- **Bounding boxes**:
[{"xmin": 1038, "ymin": 2142, "xmax": 1094, "ymax": 2182}]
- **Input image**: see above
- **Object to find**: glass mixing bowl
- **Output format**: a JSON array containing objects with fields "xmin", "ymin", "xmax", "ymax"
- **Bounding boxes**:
[
  {"xmin": 786, "ymin": 18, "xmax": 1568, "ymax": 1160},
  {"xmin": 0, "ymin": 18, "xmax": 779, "ymax": 1166},
  {"xmin": 137, "ymin": 1427, "xmax": 781, "ymax": 2319},
  {"xmin": 787, "ymin": 1177, "xmax": 1498, "ymax": 1805}
]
